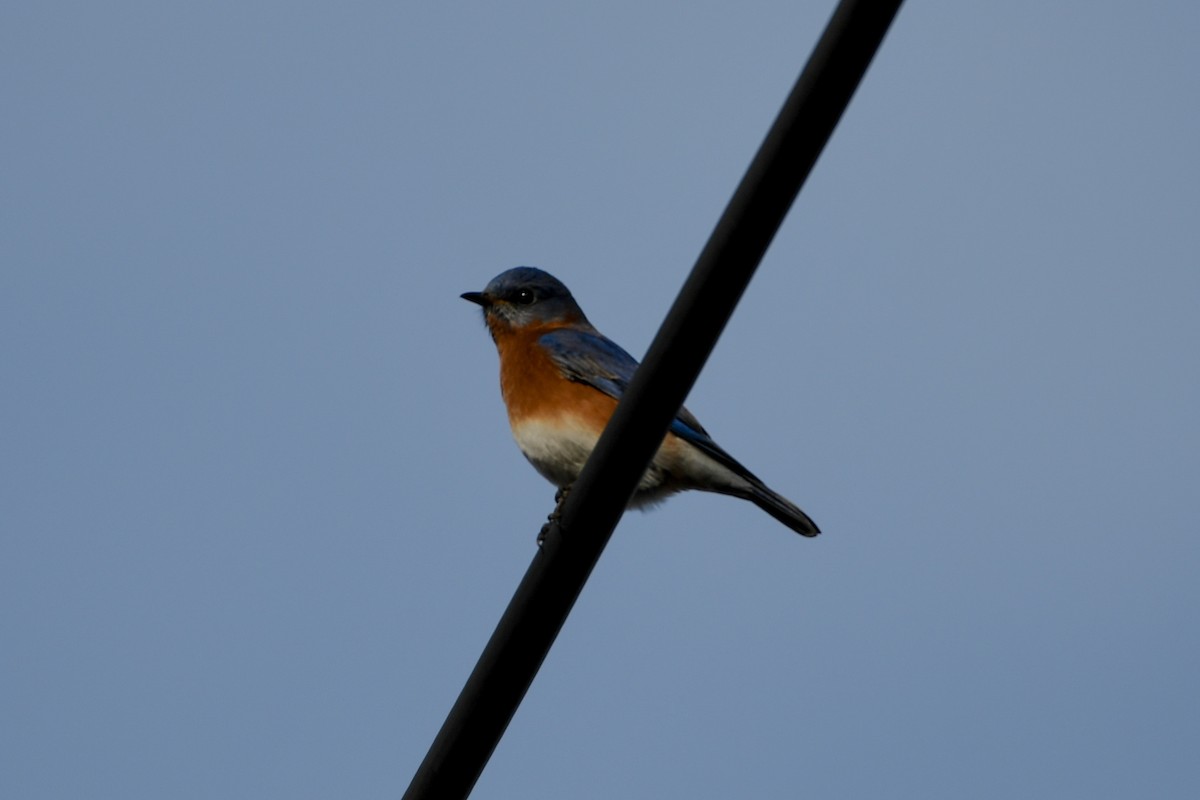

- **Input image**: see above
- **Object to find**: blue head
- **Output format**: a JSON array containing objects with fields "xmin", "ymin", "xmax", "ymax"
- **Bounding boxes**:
[{"xmin": 462, "ymin": 267, "xmax": 589, "ymax": 334}]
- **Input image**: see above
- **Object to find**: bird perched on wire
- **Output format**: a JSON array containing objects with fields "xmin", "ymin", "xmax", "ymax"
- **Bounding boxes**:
[{"xmin": 462, "ymin": 267, "xmax": 819, "ymax": 538}]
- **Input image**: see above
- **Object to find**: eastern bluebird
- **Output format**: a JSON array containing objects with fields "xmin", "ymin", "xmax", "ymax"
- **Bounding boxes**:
[{"xmin": 462, "ymin": 267, "xmax": 820, "ymax": 538}]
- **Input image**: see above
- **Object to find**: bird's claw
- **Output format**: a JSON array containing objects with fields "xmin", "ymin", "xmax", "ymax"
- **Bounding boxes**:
[{"xmin": 538, "ymin": 484, "xmax": 574, "ymax": 546}]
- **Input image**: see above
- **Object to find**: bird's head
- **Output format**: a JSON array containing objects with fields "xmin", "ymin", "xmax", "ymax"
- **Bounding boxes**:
[{"xmin": 462, "ymin": 267, "xmax": 588, "ymax": 336}]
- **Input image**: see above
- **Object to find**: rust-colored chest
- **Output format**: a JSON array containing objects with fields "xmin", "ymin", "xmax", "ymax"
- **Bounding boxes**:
[{"xmin": 492, "ymin": 325, "xmax": 617, "ymax": 431}]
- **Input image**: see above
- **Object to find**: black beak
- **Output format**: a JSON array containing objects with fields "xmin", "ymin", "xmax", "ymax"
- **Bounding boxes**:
[{"xmin": 460, "ymin": 291, "xmax": 490, "ymax": 307}]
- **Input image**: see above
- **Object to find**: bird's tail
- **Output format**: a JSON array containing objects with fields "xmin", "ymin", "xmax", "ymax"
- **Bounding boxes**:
[{"xmin": 740, "ymin": 481, "xmax": 821, "ymax": 537}]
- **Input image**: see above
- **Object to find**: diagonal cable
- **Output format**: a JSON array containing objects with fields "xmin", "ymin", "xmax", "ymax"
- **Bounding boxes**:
[{"xmin": 403, "ymin": 2, "xmax": 904, "ymax": 797}]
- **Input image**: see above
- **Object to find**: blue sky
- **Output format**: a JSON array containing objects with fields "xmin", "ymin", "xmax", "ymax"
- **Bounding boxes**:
[{"xmin": 4, "ymin": 2, "xmax": 1198, "ymax": 798}]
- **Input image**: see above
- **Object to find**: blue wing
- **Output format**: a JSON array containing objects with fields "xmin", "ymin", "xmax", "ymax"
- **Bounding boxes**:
[
  {"xmin": 537, "ymin": 327, "xmax": 639, "ymax": 404},
  {"xmin": 538, "ymin": 327, "xmax": 762, "ymax": 482}
]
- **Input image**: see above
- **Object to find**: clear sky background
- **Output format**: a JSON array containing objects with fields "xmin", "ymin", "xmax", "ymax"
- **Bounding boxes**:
[{"xmin": 4, "ymin": 2, "xmax": 1198, "ymax": 798}]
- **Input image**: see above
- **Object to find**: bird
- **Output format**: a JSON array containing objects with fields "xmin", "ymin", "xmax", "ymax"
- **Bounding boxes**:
[{"xmin": 462, "ymin": 267, "xmax": 819, "ymax": 538}]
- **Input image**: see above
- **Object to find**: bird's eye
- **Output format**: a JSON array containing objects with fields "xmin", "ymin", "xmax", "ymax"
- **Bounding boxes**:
[{"xmin": 514, "ymin": 289, "xmax": 536, "ymax": 305}]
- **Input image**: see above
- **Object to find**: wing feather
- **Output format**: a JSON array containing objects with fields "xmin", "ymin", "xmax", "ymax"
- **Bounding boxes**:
[{"xmin": 538, "ymin": 327, "xmax": 761, "ymax": 481}]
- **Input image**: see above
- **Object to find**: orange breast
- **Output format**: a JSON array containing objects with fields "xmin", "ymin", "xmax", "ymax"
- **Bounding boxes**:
[{"xmin": 495, "ymin": 324, "xmax": 618, "ymax": 434}]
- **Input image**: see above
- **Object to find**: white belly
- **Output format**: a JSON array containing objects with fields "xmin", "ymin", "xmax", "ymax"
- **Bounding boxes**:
[
  {"xmin": 511, "ymin": 417, "xmax": 599, "ymax": 488},
  {"xmin": 510, "ymin": 417, "xmax": 748, "ymax": 505}
]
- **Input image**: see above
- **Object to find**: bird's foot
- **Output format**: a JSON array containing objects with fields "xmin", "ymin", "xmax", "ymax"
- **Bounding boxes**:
[{"xmin": 538, "ymin": 484, "xmax": 574, "ymax": 546}]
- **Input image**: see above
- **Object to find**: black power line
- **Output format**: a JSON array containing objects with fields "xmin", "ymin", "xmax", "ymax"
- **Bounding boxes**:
[{"xmin": 402, "ymin": 2, "xmax": 904, "ymax": 797}]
